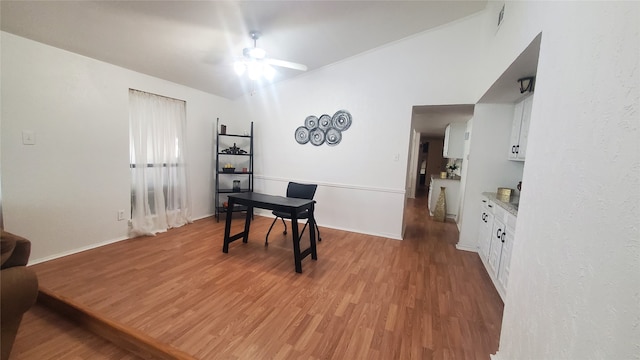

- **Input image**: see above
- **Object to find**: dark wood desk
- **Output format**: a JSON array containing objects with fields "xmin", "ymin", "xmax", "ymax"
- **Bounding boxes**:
[{"xmin": 222, "ymin": 192, "xmax": 318, "ymax": 273}]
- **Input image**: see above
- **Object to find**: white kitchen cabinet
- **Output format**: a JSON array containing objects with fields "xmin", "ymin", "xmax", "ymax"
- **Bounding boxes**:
[
  {"xmin": 497, "ymin": 224, "xmax": 515, "ymax": 295},
  {"xmin": 443, "ymin": 123, "xmax": 465, "ymax": 159},
  {"xmin": 478, "ymin": 197, "xmax": 494, "ymax": 261},
  {"xmin": 477, "ymin": 193, "xmax": 517, "ymax": 301},
  {"xmin": 508, "ymin": 95, "xmax": 533, "ymax": 161},
  {"xmin": 488, "ymin": 217, "xmax": 505, "ymax": 278}
]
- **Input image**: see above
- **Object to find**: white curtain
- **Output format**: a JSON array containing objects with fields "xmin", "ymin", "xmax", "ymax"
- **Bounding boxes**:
[{"xmin": 129, "ymin": 89, "xmax": 191, "ymax": 236}]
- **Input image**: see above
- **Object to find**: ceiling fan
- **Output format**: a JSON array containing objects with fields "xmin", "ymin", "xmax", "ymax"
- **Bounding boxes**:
[{"xmin": 234, "ymin": 30, "xmax": 308, "ymax": 81}]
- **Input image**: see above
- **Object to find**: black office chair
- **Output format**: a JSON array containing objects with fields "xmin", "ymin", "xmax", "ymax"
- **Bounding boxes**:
[{"xmin": 265, "ymin": 182, "xmax": 322, "ymax": 246}]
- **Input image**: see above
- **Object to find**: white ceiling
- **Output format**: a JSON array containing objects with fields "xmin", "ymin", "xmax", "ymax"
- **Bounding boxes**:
[
  {"xmin": 412, "ymin": 104, "xmax": 475, "ymax": 137},
  {"xmin": 411, "ymin": 34, "xmax": 541, "ymax": 137},
  {"xmin": 0, "ymin": 1, "xmax": 487, "ymax": 100}
]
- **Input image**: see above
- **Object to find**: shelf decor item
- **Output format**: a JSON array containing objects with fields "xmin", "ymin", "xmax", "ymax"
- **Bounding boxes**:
[
  {"xmin": 433, "ymin": 187, "xmax": 447, "ymax": 222},
  {"xmin": 222, "ymin": 167, "xmax": 235, "ymax": 173},
  {"xmin": 446, "ymin": 162, "xmax": 459, "ymax": 178}
]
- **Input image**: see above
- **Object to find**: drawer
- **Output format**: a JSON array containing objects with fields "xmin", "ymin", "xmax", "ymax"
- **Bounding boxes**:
[
  {"xmin": 482, "ymin": 197, "xmax": 494, "ymax": 213},
  {"xmin": 493, "ymin": 203, "xmax": 507, "ymax": 223},
  {"xmin": 506, "ymin": 212, "xmax": 517, "ymax": 230}
]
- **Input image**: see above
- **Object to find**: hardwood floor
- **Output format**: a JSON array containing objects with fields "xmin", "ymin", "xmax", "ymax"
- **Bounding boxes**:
[{"xmin": 13, "ymin": 195, "xmax": 503, "ymax": 359}]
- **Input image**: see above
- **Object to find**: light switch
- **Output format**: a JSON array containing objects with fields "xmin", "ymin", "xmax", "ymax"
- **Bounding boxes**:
[{"xmin": 22, "ymin": 131, "xmax": 36, "ymax": 145}]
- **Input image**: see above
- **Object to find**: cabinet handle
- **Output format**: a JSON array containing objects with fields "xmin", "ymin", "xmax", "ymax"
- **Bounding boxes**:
[
  {"xmin": 482, "ymin": 200, "xmax": 487, "ymax": 203},
  {"xmin": 511, "ymin": 145, "xmax": 516, "ymax": 154},
  {"xmin": 501, "ymin": 232, "xmax": 506, "ymax": 243},
  {"xmin": 488, "ymin": 204, "xmax": 493, "ymax": 208},
  {"xmin": 496, "ymin": 229, "xmax": 502, "ymax": 238},
  {"xmin": 515, "ymin": 145, "xmax": 519, "ymax": 154}
]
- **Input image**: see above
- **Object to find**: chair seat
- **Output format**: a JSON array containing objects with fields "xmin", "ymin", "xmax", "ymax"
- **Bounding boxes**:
[{"xmin": 272, "ymin": 209, "xmax": 310, "ymax": 219}]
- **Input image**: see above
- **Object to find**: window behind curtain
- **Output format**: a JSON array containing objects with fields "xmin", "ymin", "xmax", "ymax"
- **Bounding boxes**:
[{"xmin": 129, "ymin": 89, "xmax": 191, "ymax": 236}]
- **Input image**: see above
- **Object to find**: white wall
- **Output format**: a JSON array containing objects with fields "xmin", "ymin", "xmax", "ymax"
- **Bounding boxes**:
[
  {"xmin": 475, "ymin": 2, "xmax": 640, "ymax": 359},
  {"xmin": 1, "ymin": 32, "xmax": 236, "ymax": 263},
  {"xmin": 457, "ymin": 103, "xmax": 524, "ymax": 251},
  {"xmin": 234, "ymin": 13, "xmax": 486, "ymax": 239}
]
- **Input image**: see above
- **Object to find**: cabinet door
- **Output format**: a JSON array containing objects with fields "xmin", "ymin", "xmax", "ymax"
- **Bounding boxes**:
[
  {"xmin": 508, "ymin": 101, "xmax": 524, "ymax": 160},
  {"xmin": 497, "ymin": 226, "xmax": 514, "ymax": 294},
  {"xmin": 516, "ymin": 95, "xmax": 533, "ymax": 160},
  {"xmin": 488, "ymin": 219, "xmax": 505, "ymax": 277},
  {"xmin": 443, "ymin": 123, "xmax": 465, "ymax": 159},
  {"xmin": 478, "ymin": 209, "xmax": 494, "ymax": 261},
  {"xmin": 443, "ymin": 124, "xmax": 451, "ymax": 157}
]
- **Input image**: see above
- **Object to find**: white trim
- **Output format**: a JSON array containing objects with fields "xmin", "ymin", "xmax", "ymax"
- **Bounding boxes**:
[
  {"xmin": 254, "ymin": 210, "xmax": 403, "ymax": 240},
  {"xmin": 455, "ymin": 243, "xmax": 478, "ymax": 252},
  {"xmin": 255, "ymin": 175, "xmax": 405, "ymax": 195},
  {"xmin": 29, "ymin": 235, "xmax": 130, "ymax": 266}
]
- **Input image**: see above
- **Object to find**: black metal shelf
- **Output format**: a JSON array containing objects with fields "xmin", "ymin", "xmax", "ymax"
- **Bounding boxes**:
[
  {"xmin": 219, "ymin": 133, "xmax": 251, "ymax": 138},
  {"xmin": 215, "ymin": 119, "xmax": 253, "ymax": 222},
  {"xmin": 218, "ymin": 188, "xmax": 252, "ymax": 193}
]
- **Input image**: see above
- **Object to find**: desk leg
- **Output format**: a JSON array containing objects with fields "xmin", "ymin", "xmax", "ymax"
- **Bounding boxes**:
[
  {"xmin": 309, "ymin": 203, "xmax": 318, "ymax": 260},
  {"xmin": 222, "ymin": 198, "xmax": 235, "ymax": 253},
  {"xmin": 290, "ymin": 211, "xmax": 302, "ymax": 273},
  {"xmin": 242, "ymin": 206, "xmax": 252, "ymax": 243}
]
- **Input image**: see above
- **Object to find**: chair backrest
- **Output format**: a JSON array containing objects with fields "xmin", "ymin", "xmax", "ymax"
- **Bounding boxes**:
[{"xmin": 286, "ymin": 182, "xmax": 317, "ymax": 200}]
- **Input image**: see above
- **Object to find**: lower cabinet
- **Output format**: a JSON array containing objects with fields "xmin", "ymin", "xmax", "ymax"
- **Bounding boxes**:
[
  {"xmin": 478, "ymin": 198, "xmax": 494, "ymax": 260},
  {"xmin": 477, "ymin": 195, "xmax": 516, "ymax": 301}
]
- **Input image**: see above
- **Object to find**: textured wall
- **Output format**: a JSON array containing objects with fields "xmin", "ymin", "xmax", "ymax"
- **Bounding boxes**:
[{"xmin": 481, "ymin": 2, "xmax": 640, "ymax": 359}]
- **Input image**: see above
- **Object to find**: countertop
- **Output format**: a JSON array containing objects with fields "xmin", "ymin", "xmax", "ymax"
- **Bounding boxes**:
[
  {"xmin": 430, "ymin": 174, "xmax": 461, "ymax": 181},
  {"xmin": 482, "ymin": 192, "xmax": 519, "ymax": 216}
]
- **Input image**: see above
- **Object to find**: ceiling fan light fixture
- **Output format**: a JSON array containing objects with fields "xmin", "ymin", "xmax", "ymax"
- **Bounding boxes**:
[
  {"xmin": 263, "ymin": 64, "xmax": 276, "ymax": 80},
  {"xmin": 233, "ymin": 61, "xmax": 246, "ymax": 76},
  {"xmin": 248, "ymin": 47, "xmax": 266, "ymax": 59},
  {"xmin": 247, "ymin": 61, "xmax": 262, "ymax": 81}
]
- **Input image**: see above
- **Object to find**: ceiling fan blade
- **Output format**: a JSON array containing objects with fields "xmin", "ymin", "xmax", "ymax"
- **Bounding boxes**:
[{"xmin": 266, "ymin": 58, "xmax": 308, "ymax": 72}]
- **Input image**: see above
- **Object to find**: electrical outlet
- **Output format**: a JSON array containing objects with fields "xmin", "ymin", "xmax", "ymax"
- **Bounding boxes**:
[{"xmin": 117, "ymin": 210, "xmax": 125, "ymax": 221}]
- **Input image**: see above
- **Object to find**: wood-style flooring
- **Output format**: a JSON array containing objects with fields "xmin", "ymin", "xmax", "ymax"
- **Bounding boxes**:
[{"xmin": 11, "ymin": 192, "xmax": 503, "ymax": 359}]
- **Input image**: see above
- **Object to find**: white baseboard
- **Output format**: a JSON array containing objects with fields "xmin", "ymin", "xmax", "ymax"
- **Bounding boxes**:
[
  {"xmin": 455, "ymin": 243, "xmax": 478, "ymax": 252},
  {"xmin": 29, "ymin": 235, "xmax": 130, "ymax": 266}
]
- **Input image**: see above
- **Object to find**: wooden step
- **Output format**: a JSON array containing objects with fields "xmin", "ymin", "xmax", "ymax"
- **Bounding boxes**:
[{"xmin": 37, "ymin": 287, "xmax": 197, "ymax": 360}]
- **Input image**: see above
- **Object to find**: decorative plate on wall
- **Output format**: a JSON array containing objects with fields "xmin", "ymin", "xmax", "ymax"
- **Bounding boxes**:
[
  {"xmin": 318, "ymin": 114, "xmax": 332, "ymax": 131},
  {"xmin": 332, "ymin": 110, "xmax": 352, "ymax": 131},
  {"xmin": 304, "ymin": 115, "xmax": 318, "ymax": 130},
  {"xmin": 295, "ymin": 126, "xmax": 310, "ymax": 144},
  {"xmin": 325, "ymin": 128, "xmax": 342, "ymax": 146},
  {"xmin": 309, "ymin": 128, "xmax": 326, "ymax": 146},
  {"xmin": 296, "ymin": 110, "xmax": 352, "ymax": 147}
]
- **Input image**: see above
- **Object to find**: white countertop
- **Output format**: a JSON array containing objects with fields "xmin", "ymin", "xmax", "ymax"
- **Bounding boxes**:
[
  {"xmin": 482, "ymin": 192, "xmax": 519, "ymax": 216},
  {"xmin": 430, "ymin": 174, "xmax": 461, "ymax": 181}
]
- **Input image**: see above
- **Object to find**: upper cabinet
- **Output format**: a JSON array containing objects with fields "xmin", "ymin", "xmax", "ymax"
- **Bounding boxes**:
[
  {"xmin": 508, "ymin": 95, "xmax": 533, "ymax": 161},
  {"xmin": 443, "ymin": 122, "xmax": 465, "ymax": 159}
]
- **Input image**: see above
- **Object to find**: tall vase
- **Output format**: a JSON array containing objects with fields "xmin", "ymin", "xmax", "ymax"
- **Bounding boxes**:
[{"xmin": 433, "ymin": 186, "xmax": 447, "ymax": 222}]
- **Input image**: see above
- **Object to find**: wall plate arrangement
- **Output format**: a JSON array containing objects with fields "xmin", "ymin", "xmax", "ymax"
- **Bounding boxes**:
[{"xmin": 295, "ymin": 110, "xmax": 352, "ymax": 146}]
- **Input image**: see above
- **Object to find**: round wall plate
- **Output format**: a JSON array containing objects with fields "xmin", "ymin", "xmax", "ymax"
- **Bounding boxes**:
[{"xmin": 295, "ymin": 126, "xmax": 310, "ymax": 144}]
